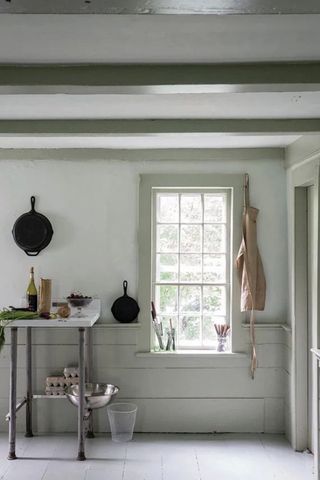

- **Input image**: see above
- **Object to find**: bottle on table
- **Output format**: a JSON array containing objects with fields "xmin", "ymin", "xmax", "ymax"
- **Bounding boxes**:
[{"xmin": 26, "ymin": 267, "xmax": 37, "ymax": 312}]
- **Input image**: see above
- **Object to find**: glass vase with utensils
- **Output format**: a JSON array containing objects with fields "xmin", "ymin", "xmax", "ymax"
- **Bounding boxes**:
[
  {"xmin": 151, "ymin": 302, "xmax": 176, "ymax": 352},
  {"xmin": 214, "ymin": 323, "xmax": 231, "ymax": 352},
  {"xmin": 165, "ymin": 319, "xmax": 176, "ymax": 351},
  {"xmin": 151, "ymin": 301, "xmax": 164, "ymax": 350}
]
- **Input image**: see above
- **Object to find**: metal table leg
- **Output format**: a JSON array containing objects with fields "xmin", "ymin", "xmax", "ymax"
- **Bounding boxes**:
[
  {"xmin": 85, "ymin": 327, "xmax": 94, "ymax": 438},
  {"xmin": 77, "ymin": 327, "xmax": 86, "ymax": 461},
  {"xmin": 8, "ymin": 327, "xmax": 18, "ymax": 460},
  {"xmin": 25, "ymin": 327, "xmax": 33, "ymax": 438}
]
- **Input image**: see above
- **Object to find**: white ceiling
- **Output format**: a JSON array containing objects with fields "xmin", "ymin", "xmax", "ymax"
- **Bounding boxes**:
[
  {"xmin": 0, "ymin": 13, "xmax": 317, "ymax": 150},
  {"xmin": 0, "ymin": 14, "xmax": 319, "ymax": 63},
  {"xmin": 0, "ymin": 92, "xmax": 319, "ymax": 120}
]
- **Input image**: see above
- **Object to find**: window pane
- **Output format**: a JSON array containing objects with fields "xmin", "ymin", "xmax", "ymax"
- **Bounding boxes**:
[
  {"xmin": 157, "ymin": 225, "xmax": 178, "ymax": 252},
  {"xmin": 156, "ymin": 285, "xmax": 178, "ymax": 314},
  {"xmin": 156, "ymin": 254, "xmax": 178, "ymax": 282},
  {"xmin": 179, "ymin": 285, "xmax": 201, "ymax": 313},
  {"xmin": 180, "ymin": 194, "xmax": 202, "ymax": 223},
  {"xmin": 203, "ymin": 254, "xmax": 226, "ymax": 283},
  {"xmin": 203, "ymin": 286, "xmax": 226, "ymax": 315},
  {"xmin": 157, "ymin": 194, "xmax": 179, "ymax": 223},
  {"xmin": 153, "ymin": 187, "xmax": 230, "ymax": 350},
  {"xmin": 204, "ymin": 194, "xmax": 226, "ymax": 223},
  {"xmin": 180, "ymin": 225, "xmax": 202, "ymax": 253},
  {"xmin": 203, "ymin": 224, "xmax": 226, "ymax": 253},
  {"xmin": 179, "ymin": 316, "xmax": 201, "ymax": 346},
  {"xmin": 203, "ymin": 317, "xmax": 216, "ymax": 346},
  {"xmin": 180, "ymin": 254, "xmax": 202, "ymax": 282}
]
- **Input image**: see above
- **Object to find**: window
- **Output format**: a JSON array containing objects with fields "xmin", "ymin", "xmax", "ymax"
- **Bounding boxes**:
[
  {"xmin": 138, "ymin": 174, "xmax": 243, "ymax": 354},
  {"xmin": 153, "ymin": 190, "xmax": 231, "ymax": 350}
]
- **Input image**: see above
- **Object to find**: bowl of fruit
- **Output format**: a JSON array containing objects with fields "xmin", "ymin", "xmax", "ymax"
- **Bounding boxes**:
[{"xmin": 67, "ymin": 293, "xmax": 92, "ymax": 317}]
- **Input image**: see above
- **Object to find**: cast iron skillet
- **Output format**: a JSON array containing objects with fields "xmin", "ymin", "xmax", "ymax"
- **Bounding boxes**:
[
  {"xmin": 12, "ymin": 196, "xmax": 54, "ymax": 256},
  {"xmin": 111, "ymin": 281, "xmax": 140, "ymax": 323}
]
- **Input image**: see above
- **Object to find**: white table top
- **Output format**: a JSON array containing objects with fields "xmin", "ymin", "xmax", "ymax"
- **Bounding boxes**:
[{"xmin": 7, "ymin": 299, "xmax": 100, "ymax": 328}]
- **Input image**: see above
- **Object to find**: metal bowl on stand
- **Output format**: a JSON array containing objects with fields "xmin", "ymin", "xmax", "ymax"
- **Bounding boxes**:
[{"xmin": 66, "ymin": 383, "xmax": 119, "ymax": 410}]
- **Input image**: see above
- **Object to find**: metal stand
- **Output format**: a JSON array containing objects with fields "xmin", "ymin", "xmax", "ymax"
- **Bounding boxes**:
[
  {"xmin": 8, "ymin": 327, "xmax": 17, "ymax": 460},
  {"xmin": 77, "ymin": 327, "xmax": 86, "ymax": 461},
  {"xmin": 5, "ymin": 313, "xmax": 98, "ymax": 462},
  {"xmin": 85, "ymin": 327, "xmax": 94, "ymax": 438},
  {"xmin": 25, "ymin": 327, "xmax": 33, "ymax": 438}
]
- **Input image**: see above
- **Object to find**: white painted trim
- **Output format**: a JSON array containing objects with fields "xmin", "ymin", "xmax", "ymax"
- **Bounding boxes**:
[
  {"xmin": 94, "ymin": 323, "xmax": 141, "ymax": 328},
  {"xmin": 136, "ymin": 351, "xmax": 247, "ymax": 358},
  {"xmin": 311, "ymin": 348, "xmax": 320, "ymax": 361},
  {"xmin": 285, "ymin": 134, "xmax": 320, "ymax": 169},
  {"xmin": 286, "ymin": 155, "xmax": 320, "ymax": 463},
  {"xmin": 151, "ymin": 188, "xmax": 231, "ymax": 350},
  {"xmin": 293, "ymin": 186, "xmax": 309, "ymax": 451},
  {"xmin": 138, "ymin": 174, "xmax": 245, "ymax": 355},
  {"xmin": 241, "ymin": 323, "xmax": 291, "ymax": 331}
]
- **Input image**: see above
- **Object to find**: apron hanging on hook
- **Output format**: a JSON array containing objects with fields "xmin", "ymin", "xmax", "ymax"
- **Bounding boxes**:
[{"xmin": 236, "ymin": 173, "xmax": 266, "ymax": 379}]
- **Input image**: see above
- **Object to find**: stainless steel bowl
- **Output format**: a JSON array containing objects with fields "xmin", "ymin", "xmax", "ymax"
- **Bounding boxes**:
[{"xmin": 65, "ymin": 383, "xmax": 119, "ymax": 410}]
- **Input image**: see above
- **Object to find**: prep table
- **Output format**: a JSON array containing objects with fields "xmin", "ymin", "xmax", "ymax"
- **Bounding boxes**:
[{"xmin": 5, "ymin": 300, "xmax": 100, "ymax": 461}]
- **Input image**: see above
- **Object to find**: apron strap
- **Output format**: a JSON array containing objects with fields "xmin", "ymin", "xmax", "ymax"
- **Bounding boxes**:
[
  {"xmin": 249, "ymin": 304, "xmax": 257, "ymax": 379},
  {"xmin": 244, "ymin": 173, "xmax": 250, "ymax": 209}
]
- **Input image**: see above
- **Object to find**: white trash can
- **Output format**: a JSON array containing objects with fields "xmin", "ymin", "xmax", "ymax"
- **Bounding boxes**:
[{"xmin": 107, "ymin": 402, "xmax": 138, "ymax": 442}]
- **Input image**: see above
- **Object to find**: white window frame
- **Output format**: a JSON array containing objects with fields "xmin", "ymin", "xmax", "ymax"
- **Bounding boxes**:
[
  {"xmin": 152, "ymin": 188, "xmax": 231, "ymax": 350},
  {"xmin": 138, "ymin": 173, "xmax": 245, "ymax": 354}
]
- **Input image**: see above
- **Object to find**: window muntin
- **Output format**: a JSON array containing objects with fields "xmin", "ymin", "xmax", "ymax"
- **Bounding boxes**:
[{"xmin": 152, "ymin": 189, "xmax": 231, "ymax": 350}]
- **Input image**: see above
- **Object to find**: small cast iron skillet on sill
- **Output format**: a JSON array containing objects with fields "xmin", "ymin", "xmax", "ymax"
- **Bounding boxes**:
[{"xmin": 12, "ymin": 196, "xmax": 54, "ymax": 256}]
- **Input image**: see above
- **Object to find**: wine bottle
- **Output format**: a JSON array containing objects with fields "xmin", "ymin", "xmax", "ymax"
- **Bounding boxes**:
[{"xmin": 27, "ymin": 267, "xmax": 37, "ymax": 312}]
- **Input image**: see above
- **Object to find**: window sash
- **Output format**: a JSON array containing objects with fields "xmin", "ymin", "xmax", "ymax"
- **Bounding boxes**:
[{"xmin": 152, "ymin": 188, "xmax": 232, "ymax": 350}]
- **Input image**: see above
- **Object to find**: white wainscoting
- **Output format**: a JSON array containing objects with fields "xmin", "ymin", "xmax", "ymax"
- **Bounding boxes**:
[{"xmin": 0, "ymin": 323, "xmax": 288, "ymax": 434}]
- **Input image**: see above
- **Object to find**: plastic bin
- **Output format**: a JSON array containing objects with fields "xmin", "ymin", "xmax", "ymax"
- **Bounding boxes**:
[{"xmin": 107, "ymin": 402, "xmax": 138, "ymax": 442}]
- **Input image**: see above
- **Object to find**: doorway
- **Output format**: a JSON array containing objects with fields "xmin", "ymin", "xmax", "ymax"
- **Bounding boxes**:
[
  {"xmin": 294, "ymin": 184, "xmax": 318, "ymax": 454},
  {"xmin": 307, "ymin": 185, "xmax": 316, "ymax": 453}
]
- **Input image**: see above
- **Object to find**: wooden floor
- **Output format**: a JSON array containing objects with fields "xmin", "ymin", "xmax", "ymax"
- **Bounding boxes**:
[{"xmin": 0, "ymin": 433, "xmax": 314, "ymax": 480}]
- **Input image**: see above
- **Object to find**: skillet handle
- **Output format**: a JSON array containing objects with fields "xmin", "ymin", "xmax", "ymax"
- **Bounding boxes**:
[
  {"xmin": 25, "ymin": 250, "xmax": 40, "ymax": 257},
  {"xmin": 30, "ymin": 196, "xmax": 36, "ymax": 212},
  {"xmin": 123, "ymin": 280, "xmax": 128, "ymax": 295}
]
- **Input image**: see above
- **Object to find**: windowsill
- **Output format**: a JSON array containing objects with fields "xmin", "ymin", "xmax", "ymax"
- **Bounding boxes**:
[{"xmin": 136, "ymin": 350, "xmax": 247, "ymax": 358}]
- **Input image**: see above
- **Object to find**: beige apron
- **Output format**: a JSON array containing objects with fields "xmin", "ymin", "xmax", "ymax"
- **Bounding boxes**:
[{"xmin": 236, "ymin": 181, "xmax": 266, "ymax": 378}]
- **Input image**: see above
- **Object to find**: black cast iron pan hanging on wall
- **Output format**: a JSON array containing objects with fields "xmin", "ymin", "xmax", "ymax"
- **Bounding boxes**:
[
  {"xmin": 111, "ymin": 281, "xmax": 140, "ymax": 323},
  {"xmin": 12, "ymin": 196, "xmax": 54, "ymax": 256}
]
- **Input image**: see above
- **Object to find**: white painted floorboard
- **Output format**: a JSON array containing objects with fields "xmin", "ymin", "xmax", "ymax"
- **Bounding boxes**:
[{"xmin": 0, "ymin": 434, "xmax": 314, "ymax": 480}]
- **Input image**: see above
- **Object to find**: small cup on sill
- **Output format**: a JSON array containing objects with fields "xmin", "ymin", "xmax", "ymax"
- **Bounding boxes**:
[{"xmin": 217, "ymin": 335, "xmax": 229, "ymax": 353}]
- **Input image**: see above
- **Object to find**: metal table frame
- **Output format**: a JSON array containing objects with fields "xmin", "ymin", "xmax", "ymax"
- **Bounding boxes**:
[{"xmin": 6, "ymin": 309, "xmax": 99, "ymax": 461}]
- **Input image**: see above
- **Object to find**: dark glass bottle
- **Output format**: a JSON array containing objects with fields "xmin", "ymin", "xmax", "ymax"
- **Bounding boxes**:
[{"xmin": 26, "ymin": 267, "xmax": 37, "ymax": 312}]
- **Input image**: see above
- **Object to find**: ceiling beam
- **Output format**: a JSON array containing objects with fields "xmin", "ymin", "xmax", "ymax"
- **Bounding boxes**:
[
  {"xmin": 0, "ymin": 119, "xmax": 319, "ymax": 134},
  {"xmin": 0, "ymin": 0, "xmax": 320, "ymax": 15},
  {"xmin": 1, "ymin": 64, "xmax": 320, "ymax": 94}
]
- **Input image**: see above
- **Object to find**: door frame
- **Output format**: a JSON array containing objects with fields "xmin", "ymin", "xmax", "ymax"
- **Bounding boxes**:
[{"xmin": 290, "ymin": 161, "xmax": 320, "ymax": 458}]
